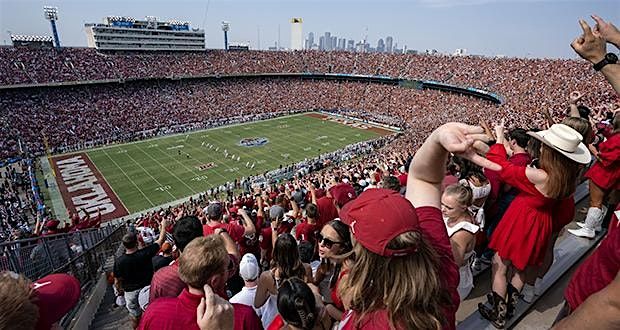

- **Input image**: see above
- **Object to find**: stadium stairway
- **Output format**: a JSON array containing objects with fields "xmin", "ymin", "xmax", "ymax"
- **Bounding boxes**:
[
  {"xmin": 86, "ymin": 243, "xmax": 133, "ymax": 330},
  {"xmin": 457, "ymin": 181, "xmax": 607, "ymax": 329},
  {"xmin": 89, "ymin": 283, "xmax": 132, "ymax": 330}
]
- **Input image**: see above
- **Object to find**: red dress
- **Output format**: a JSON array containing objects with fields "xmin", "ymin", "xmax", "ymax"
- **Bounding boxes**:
[
  {"xmin": 487, "ymin": 144, "xmax": 556, "ymax": 271},
  {"xmin": 585, "ymin": 133, "xmax": 620, "ymax": 190}
]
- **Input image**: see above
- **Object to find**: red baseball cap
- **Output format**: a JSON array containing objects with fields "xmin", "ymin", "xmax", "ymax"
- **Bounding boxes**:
[
  {"xmin": 34, "ymin": 273, "xmax": 81, "ymax": 330},
  {"xmin": 229, "ymin": 207, "xmax": 239, "ymax": 215},
  {"xmin": 340, "ymin": 189, "xmax": 420, "ymax": 257},
  {"xmin": 45, "ymin": 219, "xmax": 60, "ymax": 229},
  {"xmin": 328, "ymin": 183, "xmax": 357, "ymax": 207}
]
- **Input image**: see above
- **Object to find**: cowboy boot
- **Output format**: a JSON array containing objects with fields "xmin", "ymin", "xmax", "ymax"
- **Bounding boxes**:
[
  {"xmin": 478, "ymin": 291, "xmax": 508, "ymax": 329},
  {"xmin": 506, "ymin": 283, "xmax": 521, "ymax": 319},
  {"xmin": 569, "ymin": 207, "xmax": 602, "ymax": 238},
  {"xmin": 576, "ymin": 205, "xmax": 607, "ymax": 232}
]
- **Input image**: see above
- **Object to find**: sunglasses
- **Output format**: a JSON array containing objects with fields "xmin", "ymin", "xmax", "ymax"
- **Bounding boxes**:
[{"xmin": 317, "ymin": 233, "xmax": 342, "ymax": 249}]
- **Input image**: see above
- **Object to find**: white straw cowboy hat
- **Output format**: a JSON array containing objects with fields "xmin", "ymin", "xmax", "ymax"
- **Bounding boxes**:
[{"xmin": 527, "ymin": 124, "xmax": 591, "ymax": 164}]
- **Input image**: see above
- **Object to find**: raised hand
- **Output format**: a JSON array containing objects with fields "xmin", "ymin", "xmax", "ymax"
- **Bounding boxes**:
[
  {"xmin": 196, "ymin": 284, "xmax": 234, "ymax": 330},
  {"xmin": 571, "ymin": 19, "xmax": 607, "ymax": 64},
  {"xmin": 569, "ymin": 91, "xmax": 584, "ymax": 104},
  {"xmin": 591, "ymin": 14, "xmax": 620, "ymax": 47},
  {"xmin": 433, "ymin": 123, "xmax": 501, "ymax": 171}
]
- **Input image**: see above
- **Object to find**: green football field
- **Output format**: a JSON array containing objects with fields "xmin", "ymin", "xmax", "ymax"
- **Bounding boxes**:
[{"xmin": 83, "ymin": 113, "xmax": 389, "ymax": 213}]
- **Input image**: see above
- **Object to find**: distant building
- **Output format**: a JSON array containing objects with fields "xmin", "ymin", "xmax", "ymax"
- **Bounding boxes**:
[
  {"xmin": 386, "ymin": 36, "xmax": 393, "ymax": 53},
  {"xmin": 290, "ymin": 18, "xmax": 303, "ymax": 51},
  {"xmin": 331, "ymin": 36, "xmax": 337, "ymax": 51},
  {"xmin": 11, "ymin": 35, "xmax": 54, "ymax": 48},
  {"xmin": 453, "ymin": 48, "xmax": 467, "ymax": 56},
  {"xmin": 84, "ymin": 16, "xmax": 205, "ymax": 51},
  {"xmin": 337, "ymin": 38, "xmax": 346, "ymax": 50},
  {"xmin": 307, "ymin": 32, "xmax": 315, "ymax": 50},
  {"xmin": 377, "ymin": 38, "xmax": 385, "ymax": 52},
  {"xmin": 324, "ymin": 32, "xmax": 331, "ymax": 51},
  {"xmin": 319, "ymin": 36, "xmax": 325, "ymax": 50},
  {"xmin": 355, "ymin": 41, "xmax": 369, "ymax": 52},
  {"xmin": 347, "ymin": 39, "xmax": 355, "ymax": 51},
  {"xmin": 229, "ymin": 42, "xmax": 250, "ymax": 51}
]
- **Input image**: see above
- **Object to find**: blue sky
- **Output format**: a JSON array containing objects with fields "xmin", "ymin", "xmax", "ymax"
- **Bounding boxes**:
[{"xmin": 0, "ymin": 0, "xmax": 618, "ymax": 58}]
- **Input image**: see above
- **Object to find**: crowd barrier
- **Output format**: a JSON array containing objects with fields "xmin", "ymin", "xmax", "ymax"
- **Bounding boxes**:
[{"xmin": 0, "ymin": 224, "xmax": 121, "ymax": 281}]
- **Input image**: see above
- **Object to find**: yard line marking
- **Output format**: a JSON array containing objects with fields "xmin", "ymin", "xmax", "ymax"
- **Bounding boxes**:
[
  {"xmin": 132, "ymin": 143, "xmax": 199, "ymax": 195},
  {"xmin": 100, "ymin": 147, "xmax": 156, "ymax": 208},
  {"xmin": 157, "ymin": 135, "xmax": 230, "ymax": 182},
  {"xmin": 123, "ymin": 149, "xmax": 177, "ymax": 200}
]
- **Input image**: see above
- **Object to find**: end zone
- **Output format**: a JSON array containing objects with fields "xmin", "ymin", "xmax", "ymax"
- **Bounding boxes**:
[{"xmin": 50, "ymin": 153, "xmax": 129, "ymax": 222}]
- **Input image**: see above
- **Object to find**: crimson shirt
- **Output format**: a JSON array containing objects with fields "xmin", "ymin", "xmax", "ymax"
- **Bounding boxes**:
[
  {"xmin": 149, "ymin": 255, "xmax": 238, "ymax": 302},
  {"xmin": 294, "ymin": 220, "xmax": 319, "ymax": 244},
  {"xmin": 259, "ymin": 223, "xmax": 294, "ymax": 261},
  {"xmin": 203, "ymin": 222, "xmax": 245, "ymax": 243},
  {"xmin": 149, "ymin": 262, "xmax": 185, "ymax": 303},
  {"xmin": 316, "ymin": 196, "xmax": 339, "ymax": 228},
  {"xmin": 564, "ymin": 206, "xmax": 620, "ymax": 312},
  {"xmin": 339, "ymin": 206, "xmax": 459, "ymax": 330},
  {"xmin": 139, "ymin": 288, "xmax": 262, "ymax": 330}
]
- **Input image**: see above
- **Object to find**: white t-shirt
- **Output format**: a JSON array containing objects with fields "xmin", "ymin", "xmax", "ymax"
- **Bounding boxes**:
[{"xmin": 229, "ymin": 285, "xmax": 266, "ymax": 318}]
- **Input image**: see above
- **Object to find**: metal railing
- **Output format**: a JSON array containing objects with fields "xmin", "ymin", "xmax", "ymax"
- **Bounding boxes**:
[{"xmin": 0, "ymin": 224, "xmax": 121, "ymax": 281}]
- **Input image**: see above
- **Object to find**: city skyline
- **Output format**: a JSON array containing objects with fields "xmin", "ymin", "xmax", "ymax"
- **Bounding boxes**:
[
  {"xmin": 304, "ymin": 31, "xmax": 404, "ymax": 53},
  {"xmin": 0, "ymin": 0, "xmax": 618, "ymax": 58}
]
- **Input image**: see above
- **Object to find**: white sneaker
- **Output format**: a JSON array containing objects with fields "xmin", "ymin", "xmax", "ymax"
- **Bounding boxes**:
[
  {"xmin": 576, "ymin": 205, "xmax": 607, "ymax": 231},
  {"xmin": 570, "ymin": 207, "xmax": 602, "ymax": 238},
  {"xmin": 568, "ymin": 227, "xmax": 595, "ymax": 238},
  {"xmin": 522, "ymin": 284, "xmax": 535, "ymax": 303}
]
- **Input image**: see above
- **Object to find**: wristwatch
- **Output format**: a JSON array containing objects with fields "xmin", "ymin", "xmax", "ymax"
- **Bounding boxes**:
[{"xmin": 593, "ymin": 53, "xmax": 618, "ymax": 71}]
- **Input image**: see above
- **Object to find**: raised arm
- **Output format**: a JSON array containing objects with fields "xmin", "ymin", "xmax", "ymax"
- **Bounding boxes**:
[
  {"xmin": 571, "ymin": 19, "xmax": 620, "ymax": 95},
  {"xmin": 155, "ymin": 218, "xmax": 168, "ymax": 247},
  {"xmin": 215, "ymin": 229, "xmax": 240, "ymax": 260},
  {"xmin": 237, "ymin": 208, "xmax": 256, "ymax": 236},
  {"xmin": 406, "ymin": 123, "xmax": 499, "ymax": 209},
  {"xmin": 568, "ymin": 92, "xmax": 584, "ymax": 118},
  {"xmin": 553, "ymin": 271, "xmax": 620, "ymax": 330}
]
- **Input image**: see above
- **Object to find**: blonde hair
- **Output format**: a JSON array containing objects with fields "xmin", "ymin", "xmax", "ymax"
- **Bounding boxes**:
[
  {"xmin": 339, "ymin": 232, "xmax": 452, "ymax": 330},
  {"xmin": 444, "ymin": 184, "xmax": 473, "ymax": 208},
  {"xmin": 561, "ymin": 117, "xmax": 593, "ymax": 144},
  {"xmin": 539, "ymin": 144, "xmax": 580, "ymax": 199},
  {"xmin": 179, "ymin": 236, "xmax": 229, "ymax": 288},
  {"xmin": 0, "ymin": 272, "xmax": 39, "ymax": 330}
]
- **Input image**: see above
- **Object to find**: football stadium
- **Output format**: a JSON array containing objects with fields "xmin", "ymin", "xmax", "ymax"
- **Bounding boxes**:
[{"xmin": 0, "ymin": 2, "xmax": 619, "ymax": 330}]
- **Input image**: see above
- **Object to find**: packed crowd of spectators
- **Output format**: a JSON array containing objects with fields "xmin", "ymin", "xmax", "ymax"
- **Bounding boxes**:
[
  {"xmin": 0, "ymin": 162, "xmax": 36, "ymax": 242},
  {"xmin": 1, "ymin": 46, "xmax": 618, "ymax": 160},
  {"xmin": 1, "ymin": 14, "xmax": 620, "ymax": 330}
]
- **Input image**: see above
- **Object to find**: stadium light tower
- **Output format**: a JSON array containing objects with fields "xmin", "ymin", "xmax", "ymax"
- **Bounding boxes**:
[
  {"xmin": 221, "ymin": 21, "xmax": 230, "ymax": 50},
  {"xmin": 43, "ymin": 6, "xmax": 61, "ymax": 48}
]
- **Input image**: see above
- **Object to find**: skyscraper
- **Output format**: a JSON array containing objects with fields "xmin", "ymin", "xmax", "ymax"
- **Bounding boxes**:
[
  {"xmin": 324, "ymin": 32, "xmax": 331, "ymax": 51},
  {"xmin": 386, "ymin": 36, "xmax": 393, "ymax": 53},
  {"xmin": 347, "ymin": 39, "xmax": 355, "ymax": 51},
  {"xmin": 377, "ymin": 38, "xmax": 385, "ymax": 52},
  {"xmin": 337, "ymin": 38, "xmax": 346, "ymax": 50},
  {"xmin": 319, "ymin": 36, "xmax": 325, "ymax": 51},
  {"xmin": 307, "ymin": 32, "xmax": 314, "ymax": 49},
  {"xmin": 331, "ymin": 36, "xmax": 337, "ymax": 51},
  {"xmin": 290, "ymin": 18, "xmax": 303, "ymax": 50}
]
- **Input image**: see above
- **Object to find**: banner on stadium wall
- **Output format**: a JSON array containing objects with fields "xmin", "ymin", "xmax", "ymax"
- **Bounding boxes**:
[{"xmin": 318, "ymin": 111, "xmax": 401, "ymax": 132}]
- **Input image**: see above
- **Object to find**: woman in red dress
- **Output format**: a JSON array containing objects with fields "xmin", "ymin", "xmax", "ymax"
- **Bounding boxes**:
[{"xmin": 479, "ymin": 123, "xmax": 590, "ymax": 329}]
